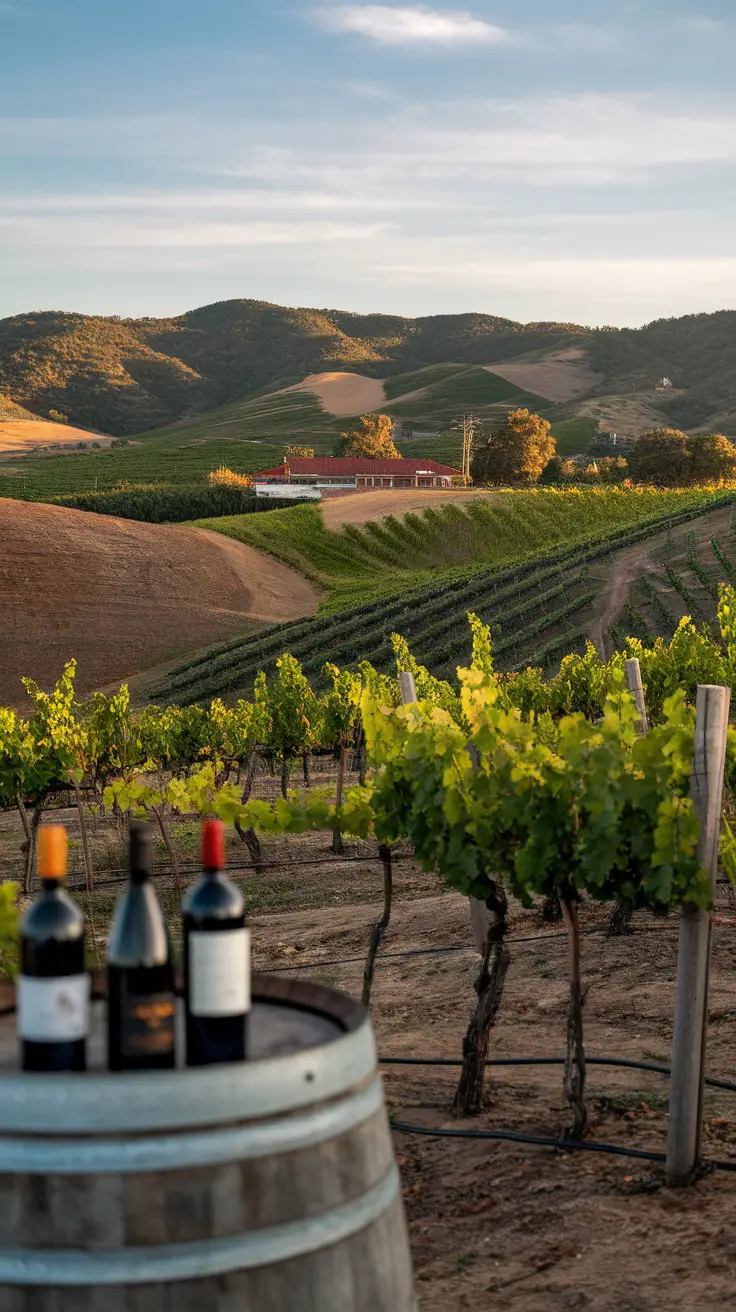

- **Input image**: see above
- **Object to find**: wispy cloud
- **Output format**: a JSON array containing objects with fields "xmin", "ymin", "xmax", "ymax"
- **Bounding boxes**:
[
  {"xmin": 678, "ymin": 14, "xmax": 724, "ymax": 33},
  {"xmin": 314, "ymin": 4, "xmax": 507, "ymax": 47}
]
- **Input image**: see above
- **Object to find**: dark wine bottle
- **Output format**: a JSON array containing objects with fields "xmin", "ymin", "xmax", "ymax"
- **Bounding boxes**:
[
  {"xmin": 19, "ymin": 825, "xmax": 89, "ymax": 1073},
  {"xmin": 182, "ymin": 819, "xmax": 249, "ymax": 1066},
  {"xmin": 107, "ymin": 820, "xmax": 175, "ymax": 1071}
]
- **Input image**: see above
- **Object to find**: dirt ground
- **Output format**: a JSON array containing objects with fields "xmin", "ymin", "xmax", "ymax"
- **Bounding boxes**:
[
  {"xmin": 281, "ymin": 371, "xmax": 387, "ymax": 417},
  {"xmin": 485, "ymin": 349, "xmax": 601, "ymax": 403},
  {"xmin": 322, "ymin": 487, "xmax": 498, "ymax": 529},
  {"xmin": 578, "ymin": 393, "xmax": 668, "ymax": 438},
  {"xmin": 0, "ymin": 419, "xmax": 114, "ymax": 455},
  {"xmin": 0, "ymin": 499, "xmax": 320, "ymax": 707},
  {"xmin": 2, "ymin": 761, "xmax": 735, "ymax": 1312},
  {"xmin": 584, "ymin": 503, "xmax": 734, "ymax": 658}
]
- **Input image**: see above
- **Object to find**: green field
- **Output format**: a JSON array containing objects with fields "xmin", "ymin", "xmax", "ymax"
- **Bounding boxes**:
[
  {"xmin": 548, "ymin": 415, "xmax": 599, "ymax": 456},
  {"xmin": 383, "ymin": 364, "xmax": 467, "ymax": 400},
  {"xmin": 385, "ymin": 366, "xmax": 546, "ymax": 424},
  {"xmin": 0, "ymin": 438, "xmax": 288, "ymax": 500},
  {"xmin": 152, "ymin": 492, "xmax": 736, "ymax": 704},
  {"xmin": 194, "ymin": 486, "xmax": 727, "ymax": 613}
]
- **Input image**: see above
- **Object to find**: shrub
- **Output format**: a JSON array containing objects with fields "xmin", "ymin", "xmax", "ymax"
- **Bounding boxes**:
[
  {"xmin": 48, "ymin": 483, "xmax": 310, "ymax": 523},
  {"xmin": 208, "ymin": 466, "xmax": 253, "ymax": 489}
]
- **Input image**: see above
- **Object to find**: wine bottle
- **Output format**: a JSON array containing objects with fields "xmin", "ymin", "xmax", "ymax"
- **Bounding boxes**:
[
  {"xmin": 182, "ymin": 818, "xmax": 249, "ymax": 1066},
  {"xmin": 107, "ymin": 820, "xmax": 175, "ymax": 1071},
  {"xmin": 19, "ymin": 825, "xmax": 89, "ymax": 1073}
]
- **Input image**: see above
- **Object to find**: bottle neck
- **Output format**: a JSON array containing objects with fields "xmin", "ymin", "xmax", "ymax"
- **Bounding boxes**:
[
  {"xmin": 129, "ymin": 869, "xmax": 151, "ymax": 887},
  {"xmin": 40, "ymin": 877, "xmax": 63, "ymax": 894},
  {"xmin": 202, "ymin": 866, "xmax": 223, "ymax": 879}
]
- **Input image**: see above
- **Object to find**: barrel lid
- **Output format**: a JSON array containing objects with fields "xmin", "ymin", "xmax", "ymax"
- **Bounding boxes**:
[{"xmin": 0, "ymin": 974, "xmax": 376, "ymax": 1135}]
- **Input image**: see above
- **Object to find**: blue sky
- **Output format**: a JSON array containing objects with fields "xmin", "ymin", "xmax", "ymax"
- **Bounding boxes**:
[{"xmin": 1, "ymin": 1, "xmax": 734, "ymax": 325}]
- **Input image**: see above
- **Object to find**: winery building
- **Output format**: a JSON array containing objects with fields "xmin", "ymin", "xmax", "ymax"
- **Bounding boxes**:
[{"xmin": 251, "ymin": 456, "xmax": 462, "ymax": 491}]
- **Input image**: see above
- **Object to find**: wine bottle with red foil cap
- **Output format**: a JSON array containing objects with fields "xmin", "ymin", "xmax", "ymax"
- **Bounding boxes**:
[
  {"xmin": 19, "ymin": 825, "xmax": 89, "ymax": 1073},
  {"xmin": 182, "ymin": 819, "xmax": 249, "ymax": 1066},
  {"xmin": 107, "ymin": 820, "xmax": 176, "ymax": 1071}
]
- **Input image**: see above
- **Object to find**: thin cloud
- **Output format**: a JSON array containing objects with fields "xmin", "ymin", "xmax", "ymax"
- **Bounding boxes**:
[
  {"xmin": 678, "ymin": 14, "xmax": 724, "ymax": 33},
  {"xmin": 315, "ymin": 5, "xmax": 507, "ymax": 46}
]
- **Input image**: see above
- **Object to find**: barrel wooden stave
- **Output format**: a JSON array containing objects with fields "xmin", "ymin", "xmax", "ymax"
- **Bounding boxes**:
[
  {"xmin": 3, "ymin": 1195, "xmax": 415, "ymax": 1312},
  {"xmin": 0, "ymin": 978, "xmax": 416, "ymax": 1312}
]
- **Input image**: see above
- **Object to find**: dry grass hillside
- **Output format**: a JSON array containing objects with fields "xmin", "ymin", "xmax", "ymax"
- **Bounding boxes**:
[
  {"xmin": 0, "ymin": 419, "xmax": 113, "ymax": 455},
  {"xmin": 0, "ymin": 500, "xmax": 320, "ymax": 707}
]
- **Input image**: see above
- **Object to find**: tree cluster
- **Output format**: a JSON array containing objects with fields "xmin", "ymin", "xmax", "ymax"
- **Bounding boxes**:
[
  {"xmin": 470, "ymin": 408, "xmax": 556, "ymax": 485},
  {"xmin": 334, "ymin": 413, "xmax": 401, "ymax": 459},
  {"xmin": 627, "ymin": 428, "xmax": 736, "ymax": 486}
]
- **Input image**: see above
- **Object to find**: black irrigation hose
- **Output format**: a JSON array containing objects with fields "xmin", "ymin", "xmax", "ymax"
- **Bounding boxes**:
[
  {"xmin": 385, "ymin": 1055, "xmax": 736, "ymax": 1171},
  {"xmin": 390, "ymin": 1120, "xmax": 672, "ymax": 1165},
  {"xmin": 379, "ymin": 1053, "xmax": 736, "ymax": 1095}
]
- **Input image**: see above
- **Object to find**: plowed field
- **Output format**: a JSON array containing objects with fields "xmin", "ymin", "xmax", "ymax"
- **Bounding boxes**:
[{"xmin": 0, "ymin": 499, "xmax": 320, "ymax": 706}]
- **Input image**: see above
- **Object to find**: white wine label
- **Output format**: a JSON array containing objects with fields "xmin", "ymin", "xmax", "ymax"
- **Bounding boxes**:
[
  {"xmin": 18, "ymin": 974, "xmax": 90, "ymax": 1043},
  {"xmin": 189, "ymin": 929, "xmax": 251, "ymax": 1017}
]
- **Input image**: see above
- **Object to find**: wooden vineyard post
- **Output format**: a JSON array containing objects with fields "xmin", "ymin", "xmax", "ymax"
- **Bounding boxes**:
[
  {"xmin": 666, "ymin": 683, "xmax": 730, "ymax": 1181},
  {"xmin": 625, "ymin": 657, "xmax": 649, "ymax": 736},
  {"xmin": 398, "ymin": 671, "xmax": 417, "ymax": 705}
]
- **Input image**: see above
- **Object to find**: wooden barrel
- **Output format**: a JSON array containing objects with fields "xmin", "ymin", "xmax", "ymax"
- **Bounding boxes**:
[{"xmin": 0, "ymin": 974, "xmax": 416, "ymax": 1311}]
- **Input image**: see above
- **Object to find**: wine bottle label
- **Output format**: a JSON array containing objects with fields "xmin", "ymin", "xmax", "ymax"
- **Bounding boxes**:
[
  {"xmin": 18, "ymin": 974, "xmax": 90, "ymax": 1043},
  {"xmin": 189, "ymin": 928, "xmax": 251, "ymax": 1017},
  {"xmin": 120, "ymin": 992, "xmax": 175, "ymax": 1059}
]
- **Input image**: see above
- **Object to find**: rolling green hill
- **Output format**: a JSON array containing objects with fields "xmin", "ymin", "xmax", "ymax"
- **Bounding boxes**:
[
  {"xmin": 193, "ymin": 485, "xmax": 724, "ymax": 612},
  {"xmin": 149, "ymin": 488, "xmax": 736, "ymax": 704},
  {"xmin": 0, "ymin": 302, "xmax": 578, "ymax": 437},
  {"xmin": 6, "ymin": 298, "xmax": 736, "ymax": 443}
]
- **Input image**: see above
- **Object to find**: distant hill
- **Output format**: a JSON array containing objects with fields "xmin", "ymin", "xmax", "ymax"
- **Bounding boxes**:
[
  {"xmin": 2, "ymin": 299, "xmax": 736, "ymax": 441},
  {"xmin": 0, "ymin": 302, "xmax": 586, "ymax": 437}
]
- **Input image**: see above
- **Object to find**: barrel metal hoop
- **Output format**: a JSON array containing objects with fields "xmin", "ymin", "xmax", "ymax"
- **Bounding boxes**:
[
  {"xmin": 0, "ymin": 1019, "xmax": 376, "ymax": 1134},
  {"xmin": 0, "ymin": 1077, "xmax": 384, "ymax": 1175},
  {"xmin": 0, "ymin": 1164, "xmax": 400, "ymax": 1286}
]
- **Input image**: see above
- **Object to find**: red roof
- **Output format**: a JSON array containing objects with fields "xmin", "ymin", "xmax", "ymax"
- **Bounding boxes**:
[{"xmin": 252, "ymin": 457, "xmax": 461, "ymax": 477}]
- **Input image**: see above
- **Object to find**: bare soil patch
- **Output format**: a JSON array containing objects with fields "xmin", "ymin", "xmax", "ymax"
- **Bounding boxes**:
[
  {"xmin": 0, "ymin": 419, "xmax": 114, "ymax": 456},
  {"xmin": 322, "ymin": 488, "xmax": 498, "ymax": 529},
  {"xmin": 584, "ymin": 504, "xmax": 734, "ymax": 657},
  {"xmin": 578, "ymin": 392, "xmax": 667, "ymax": 437},
  {"xmin": 281, "ymin": 371, "xmax": 387, "ymax": 417},
  {"xmin": 0, "ymin": 499, "xmax": 320, "ymax": 707},
  {"xmin": 487, "ymin": 348, "xmax": 601, "ymax": 403}
]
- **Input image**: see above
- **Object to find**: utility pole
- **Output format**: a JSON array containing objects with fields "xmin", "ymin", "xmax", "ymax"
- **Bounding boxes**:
[{"xmin": 452, "ymin": 413, "xmax": 477, "ymax": 485}]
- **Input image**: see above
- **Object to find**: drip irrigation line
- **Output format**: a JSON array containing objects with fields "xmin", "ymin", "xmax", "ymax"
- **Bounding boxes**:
[
  {"xmin": 388, "ymin": 1121, "xmax": 736, "ymax": 1173},
  {"xmin": 386, "ymin": 1050, "xmax": 736, "ymax": 1169},
  {"xmin": 389, "ymin": 1120, "xmax": 669, "ymax": 1164},
  {"xmin": 378, "ymin": 1053, "xmax": 736, "ymax": 1095}
]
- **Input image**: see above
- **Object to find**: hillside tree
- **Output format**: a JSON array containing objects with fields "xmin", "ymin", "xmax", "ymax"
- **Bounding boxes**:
[
  {"xmin": 688, "ymin": 432, "xmax": 736, "ymax": 482},
  {"xmin": 286, "ymin": 445, "xmax": 315, "ymax": 458},
  {"xmin": 627, "ymin": 428, "xmax": 691, "ymax": 485},
  {"xmin": 335, "ymin": 413, "xmax": 401, "ymax": 459},
  {"xmin": 471, "ymin": 408, "xmax": 556, "ymax": 485}
]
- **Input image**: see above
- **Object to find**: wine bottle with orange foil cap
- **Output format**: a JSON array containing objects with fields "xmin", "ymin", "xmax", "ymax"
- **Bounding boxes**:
[
  {"xmin": 182, "ymin": 818, "xmax": 249, "ymax": 1066},
  {"xmin": 19, "ymin": 825, "xmax": 89, "ymax": 1072},
  {"xmin": 107, "ymin": 819, "xmax": 176, "ymax": 1071}
]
